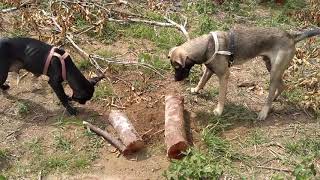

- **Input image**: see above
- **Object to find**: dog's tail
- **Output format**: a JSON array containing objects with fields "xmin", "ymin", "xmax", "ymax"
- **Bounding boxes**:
[{"xmin": 292, "ymin": 28, "xmax": 320, "ymax": 43}]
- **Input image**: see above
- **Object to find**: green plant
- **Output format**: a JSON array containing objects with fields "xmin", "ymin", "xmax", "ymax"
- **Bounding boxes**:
[
  {"xmin": 76, "ymin": 59, "xmax": 91, "ymax": 71},
  {"xmin": 285, "ymin": 137, "xmax": 320, "ymax": 157},
  {"xmin": 92, "ymin": 83, "xmax": 113, "ymax": 100},
  {"xmin": 271, "ymin": 173, "xmax": 286, "ymax": 180},
  {"xmin": 125, "ymin": 24, "xmax": 184, "ymax": 50},
  {"xmin": 164, "ymin": 149, "xmax": 223, "ymax": 179},
  {"xmin": 0, "ymin": 149, "xmax": 9, "ymax": 159},
  {"xmin": 42, "ymin": 155, "xmax": 69, "ymax": 173},
  {"xmin": 138, "ymin": 52, "xmax": 170, "ymax": 71},
  {"xmin": 292, "ymin": 157, "xmax": 317, "ymax": 179},
  {"xmin": 54, "ymin": 134, "xmax": 72, "ymax": 152},
  {"xmin": 55, "ymin": 116, "xmax": 84, "ymax": 127},
  {"xmin": 195, "ymin": 0, "xmax": 217, "ymax": 14},
  {"xmin": 0, "ymin": 175, "xmax": 6, "ymax": 180},
  {"xmin": 245, "ymin": 129, "xmax": 269, "ymax": 146},
  {"xmin": 16, "ymin": 102, "xmax": 29, "ymax": 115}
]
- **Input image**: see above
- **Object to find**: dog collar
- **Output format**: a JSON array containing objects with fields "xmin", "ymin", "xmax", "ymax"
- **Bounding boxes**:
[
  {"xmin": 204, "ymin": 31, "xmax": 232, "ymax": 65},
  {"xmin": 43, "ymin": 47, "xmax": 68, "ymax": 81}
]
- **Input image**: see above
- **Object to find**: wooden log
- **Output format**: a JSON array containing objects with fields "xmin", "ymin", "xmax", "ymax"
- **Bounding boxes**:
[
  {"xmin": 165, "ymin": 95, "xmax": 189, "ymax": 159},
  {"xmin": 83, "ymin": 121, "xmax": 126, "ymax": 153},
  {"xmin": 108, "ymin": 110, "xmax": 144, "ymax": 155}
]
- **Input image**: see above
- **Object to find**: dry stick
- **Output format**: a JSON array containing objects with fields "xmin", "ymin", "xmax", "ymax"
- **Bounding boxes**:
[
  {"xmin": 16, "ymin": 72, "xmax": 29, "ymax": 85},
  {"xmin": 108, "ymin": 17, "xmax": 174, "ymax": 27},
  {"xmin": 0, "ymin": 1, "xmax": 31, "ymax": 13},
  {"xmin": 256, "ymin": 165, "xmax": 292, "ymax": 173},
  {"xmin": 164, "ymin": 16, "xmax": 190, "ymax": 41},
  {"xmin": 83, "ymin": 121, "xmax": 126, "ymax": 153},
  {"xmin": 108, "ymin": 17, "xmax": 190, "ymax": 41},
  {"xmin": 90, "ymin": 54, "xmax": 165, "ymax": 78}
]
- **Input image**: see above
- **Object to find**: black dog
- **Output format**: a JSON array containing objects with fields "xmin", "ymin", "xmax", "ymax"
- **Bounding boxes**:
[{"xmin": 0, "ymin": 37, "xmax": 104, "ymax": 115}]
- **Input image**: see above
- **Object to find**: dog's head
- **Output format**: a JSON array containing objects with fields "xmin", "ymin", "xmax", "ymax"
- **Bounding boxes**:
[
  {"xmin": 168, "ymin": 47, "xmax": 195, "ymax": 81},
  {"xmin": 71, "ymin": 75, "xmax": 104, "ymax": 104}
]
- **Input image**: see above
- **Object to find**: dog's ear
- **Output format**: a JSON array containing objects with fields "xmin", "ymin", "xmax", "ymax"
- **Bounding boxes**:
[
  {"xmin": 168, "ymin": 47, "xmax": 178, "ymax": 59},
  {"xmin": 169, "ymin": 47, "xmax": 189, "ymax": 68},
  {"xmin": 89, "ymin": 74, "xmax": 105, "ymax": 86}
]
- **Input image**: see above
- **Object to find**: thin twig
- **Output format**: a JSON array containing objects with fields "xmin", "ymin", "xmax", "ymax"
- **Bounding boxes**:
[
  {"xmin": 108, "ymin": 17, "xmax": 174, "ymax": 27},
  {"xmin": 90, "ymin": 54, "xmax": 165, "ymax": 78},
  {"xmin": 16, "ymin": 72, "xmax": 29, "ymax": 85},
  {"xmin": 0, "ymin": 1, "xmax": 32, "ymax": 13},
  {"xmin": 256, "ymin": 165, "xmax": 292, "ymax": 173}
]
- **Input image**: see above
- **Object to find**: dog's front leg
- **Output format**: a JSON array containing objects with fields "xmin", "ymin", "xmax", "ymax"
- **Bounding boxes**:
[
  {"xmin": 214, "ymin": 70, "xmax": 230, "ymax": 116},
  {"xmin": 191, "ymin": 66, "xmax": 214, "ymax": 94},
  {"xmin": 0, "ymin": 65, "xmax": 10, "ymax": 91},
  {"xmin": 48, "ymin": 79, "xmax": 77, "ymax": 115}
]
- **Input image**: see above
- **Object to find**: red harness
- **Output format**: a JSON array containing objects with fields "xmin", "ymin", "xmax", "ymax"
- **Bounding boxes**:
[{"xmin": 43, "ymin": 47, "xmax": 68, "ymax": 81}]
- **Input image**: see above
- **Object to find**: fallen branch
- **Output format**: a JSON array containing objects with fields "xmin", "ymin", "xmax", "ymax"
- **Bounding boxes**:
[
  {"xmin": 83, "ymin": 121, "xmax": 126, "ymax": 153},
  {"xmin": 0, "ymin": 1, "xmax": 32, "ymax": 13},
  {"xmin": 164, "ymin": 15, "xmax": 190, "ymax": 41},
  {"xmin": 256, "ymin": 165, "xmax": 292, "ymax": 173},
  {"xmin": 16, "ymin": 72, "xmax": 29, "ymax": 85},
  {"xmin": 90, "ymin": 54, "xmax": 165, "ymax": 78},
  {"xmin": 108, "ymin": 17, "xmax": 174, "ymax": 27}
]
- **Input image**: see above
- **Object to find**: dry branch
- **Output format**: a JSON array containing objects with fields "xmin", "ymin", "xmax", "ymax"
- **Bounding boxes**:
[
  {"xmin": 0, "ymin": 1, "xmax": 31, "ymax": 13},
  {"xmin": 83, "ymin": 121, "xmax": 126, "ymax": 153},
  {"xmin": 90, "ymin": 54, "xmax": 165, "ymax": 78},
  {"xmin": 164, "ymin": 15, "xmax": 190, "ymax": 41},
  {"xmin": 256, "ymin": 165, "xmax": 292, "ymax": 173}
]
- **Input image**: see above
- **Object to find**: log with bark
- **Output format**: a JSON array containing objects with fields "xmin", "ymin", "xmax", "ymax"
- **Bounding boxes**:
[
  {"xmin": 108, "ymin": 110, "xmax": 144, "ymax": 155},
  {"xmin": 165, "ymin": 95, "xmax": 189, "ymax": 159}
]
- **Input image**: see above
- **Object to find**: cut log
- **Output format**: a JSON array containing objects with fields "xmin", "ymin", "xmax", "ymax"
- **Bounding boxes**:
[
  {"xmin": 108, "ymin": 110, "xmax": 144, "ymax": 155},
  {"xmin": 165, "ymin": 95, "xmax": 189, "ymax": 159},
  {"xmin": 83, "ymin": 121, "xmax": 126, "ymax": 153}
]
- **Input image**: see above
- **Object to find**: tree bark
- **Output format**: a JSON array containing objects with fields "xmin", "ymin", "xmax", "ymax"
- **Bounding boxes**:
[{"xmin": 108, "ymin": 110, "xmax": 144, "ymax": 155}]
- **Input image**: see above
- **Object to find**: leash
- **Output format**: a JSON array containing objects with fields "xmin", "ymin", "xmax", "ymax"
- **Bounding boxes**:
[
  {"xmin": 204, "ymin": 31, "xmax": 233, "ymax": 66},
  {"xmin": 43, "ymin": 47, "xmax": 68, "ymax": 81}
]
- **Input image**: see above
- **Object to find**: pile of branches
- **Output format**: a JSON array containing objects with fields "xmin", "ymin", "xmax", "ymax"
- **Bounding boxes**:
[{"xmin": 285, "ymin": 39, "xmax": 319, "ymax": 116}]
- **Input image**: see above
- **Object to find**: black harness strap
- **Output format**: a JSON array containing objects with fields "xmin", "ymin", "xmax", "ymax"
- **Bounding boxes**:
[{"xmin": 228, "ymin": 30, "xmax": 236, "ymax": 67}]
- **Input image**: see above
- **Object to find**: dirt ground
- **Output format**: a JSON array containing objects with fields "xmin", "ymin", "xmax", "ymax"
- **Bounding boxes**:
[{"xmin": 1, "ymin": 50, "xmax": 318, "ymax": 179}]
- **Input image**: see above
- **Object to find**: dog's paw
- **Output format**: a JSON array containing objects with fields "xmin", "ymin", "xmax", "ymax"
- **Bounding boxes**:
[
  {"xmin": 0, "ymin": 84, "xmax": 10, "ymax": 91},
  {"xmin": 257, "ymin": 107, "xmax": 269, "ymax": 121},
  {"xmin": 67, "ymin": 106, "xmax": 78, "ymax": 116},
  {"xmin": 213, "ymin": 107, "xmax": 223, "ymax": 116},
  {"xmin": 190, "ymin": 87, "xmax": 200, "ymax": 95}
]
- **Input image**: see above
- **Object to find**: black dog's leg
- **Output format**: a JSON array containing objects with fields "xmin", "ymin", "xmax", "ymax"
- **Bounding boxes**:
[
  {"xmin": 48, "ymin": 78, "xmax": 78, "ymax": 115},
  {"xmin": 0, "ymin": 65, "xmax": 10, "ymax": 91}
]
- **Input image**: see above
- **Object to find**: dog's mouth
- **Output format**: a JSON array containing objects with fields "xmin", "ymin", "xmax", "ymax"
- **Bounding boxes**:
[
  {"xmin": 71, "ymin": 95, "xmax": 88, "ymax": 104},
  {"xmin": 174, "ymin": 68, "xmax": 191, "ymax": 81}
]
